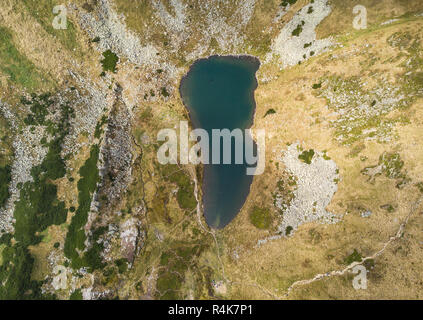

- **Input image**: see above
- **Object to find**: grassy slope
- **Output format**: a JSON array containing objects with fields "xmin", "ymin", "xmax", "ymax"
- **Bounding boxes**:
[
  {"xmin": 0, "ymin": 26, "xmax": 47, "ymax": 91},
  {"xmin": 222, "ymin": 15, "xmax": 423, "ymax": 299}
]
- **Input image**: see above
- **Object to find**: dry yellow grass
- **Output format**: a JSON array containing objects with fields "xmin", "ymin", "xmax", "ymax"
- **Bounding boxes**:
[{"xmin": 220, "ymin": 17, "xmax": 423, "ymax": 299}]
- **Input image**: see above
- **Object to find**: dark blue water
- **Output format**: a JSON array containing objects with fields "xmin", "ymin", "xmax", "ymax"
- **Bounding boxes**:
[{"xmin": 180, "ymin": 55, "xmax": 260, "ymax": 228}]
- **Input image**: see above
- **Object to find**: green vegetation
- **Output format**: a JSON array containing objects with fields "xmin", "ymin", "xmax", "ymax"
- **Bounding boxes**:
[
  {"xmin": 272, "ymin": 176, "xmax": 296, "ymax": 215},
  {"xmin": 318, "ymin": 75, "xmax": 412, "ymax": 145},
  {"xmin": 363, "ymin": 259, "xmax": 375, "ymax": 270},
  {"xmin": 70, "ymin": 289, "xmax": 83, "ymax": 300},
  {"xmin": 249, "ymin": 206, "xmax": 272, "ymax": 229},
  {"xmin": 348, "ymin": 143, "xmax": 365, "ymax": 158},
  {"xmin": 161, "ymin": 87, "xmax": 170, "ymax": 98},
  {"xmin": 312, "ymin": 82, "xmax": 322, "ymax": 89},
  {"xmin": 23, "ymin": 93, "xmax": 54, "ymax": 126},
  {"xmin": 281, "ymin": 0, "xmax": 297, "ymax": 7},
  {"xmin": 209, "ymin": 37, "xmax": 219, "ymax": 51},
  {"xmin": 264, "ymin": 108, "xmax": 277, "ymax": 118},
  {"xmin": 323, "ymin": 150, "xmax": 332, "ymax": 160},
  {"xmin": 22, "ymin": 0, "xmax": 79, "ymax": 53},
  {"xmin": 318, "ymin": 30, "xmax": 423, "ymax": 146},
  {"xmin": 380, "ymin": 152, "xmax": 405, "ymax": 179},
  {"xmin": 285, "ymin": 226, "xmax": 293, "ymax": 236},
  {"xmin": 292, "ymin": 22, "xmax": 304, "ymax": 37},
  {"xmin": 0, "ymin": 116, "xmax": 12, "ymax": 209},
  {"xmin": 0, "ymin": 165, "xmax": 11, "ymax": 208},
  {"xmin": 0, "ymin": 242, "xmax": 41, "ymax": 299},
  {"xmin": 163, "ymin": 165, "xmax": 197, "ymax": 211},
  {"xmin": 101, "ymin": 50, "xmax": 119, "ymax": 73},
  {"xmin": 0, "ymin": 222, "xmax": 54, "ymax": 300},
  {"xmin": 14, "ymin": 179, "xmax": 67, "ymax": 246},
  {"xmin": 14, "ymin": 95, "xmax": 72, "ymax": 246},
  {"xmin": 94, "ymin": 115, "xmax": 108, "ymax": 139},
  {"xmin": 156, "ymin": 242, "xmax": 208, "ymax": 299},
  {"xmin": 362, "ymin": 152, "xmax": 409, "ymax": 188},
  {"xmin": 344, "ymin": 249, "xmax": 362, "ymax": 265},
  {"xmin": 0, "ymin": 115, "xmax": 13, "ymax": 168},
  {"xmin": 380, "ymin": 204, "xmax": 396, "ymax": 213},
  {"xmin": 298, "ymin": 149, "xmax": 315, "ymax": 164},
  {"xmin": 0, "ymin": 27, "xmax": 46, "ymax": 90},
  {"xmin": 115, "ymin": 258, "xmax": 128, "ymax": 274},
  {"xmin": 64, "ymin": 144, "xmax": 102, "ymax": 270},
  {"xmin": 83, "ymin": 226, "xmax": 107, "ymax": 271}
]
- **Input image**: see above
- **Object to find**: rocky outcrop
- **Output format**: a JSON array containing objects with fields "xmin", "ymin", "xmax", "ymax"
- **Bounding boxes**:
[
  {"xmin": 97, "ymin": 84, "xmax": 133, "ymax": 211},
  {"xmin": 266, "ymin": 0, "xmax": 333, "ymax": 68},
  {"xmin": 119, "ymin": 217, "xmax": 144, "ymax": 263}
]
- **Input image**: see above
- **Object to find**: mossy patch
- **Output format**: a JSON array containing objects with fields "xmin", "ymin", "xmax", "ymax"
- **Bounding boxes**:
[
  {"xmin": 292, "ymin": 21, "xmax": 304, "ymax": 37},
  {"xmin": 70, "ymin": 289, "xmax": 83, "ymax": 300},
  {"xmin": 0, "ymin": 92, "xmax": 79, "ymax": 299},
  {"xmin": 101, "ymin": 50, "xmax": 119, "ymax": 73},
  {"xmin": 285, "ymin": 226, "xmax": 293, "ymax": 236},
  {"xmin": 0, "ymin": 27, "xmax": 47, "ymax": 90},
  {"xmin": 281, "ymin": 0, "xmax": 298, "ymax": 7},
  {"xmin": 0, "ymin": 165, "xmax": 11, "ymax": 208},
  {"xmin": 362, "ymin": 152, "xmax": 409, "ymax": 188},
  {"xmin": 249, "ymin": 206, "xmax": 273, "ymax": 230},
  {"xmin": 64, "ymin": 144, "xmax": 101, "ymax": 270},
  {"xmin": 114, "ymin": 258, "xmax": 128, "ymax": 274},
  {"xmin": 161, "ymin": 87, "xmax": 170, "ymax": 98},
  {"xmin": 14, "ymin": 94, "xmax": 72, "ymax": 246},
  {"xmin": 298, "ymin": 149, "xmax": 315, "ymax": 164},
  {"xmin": 344, "ymin": 249, "xmax": 362, "ymax": 265},
  {"xmin": 0, "ymin": 243, "xmax": 43, "ymax": 299},
  {"xmin": 380, "ymin": 152, "xmax": 405, "ymax": 179},
  {"xmin": 162, "ymin": 165, "xmax": 197, "ymax": 211}
]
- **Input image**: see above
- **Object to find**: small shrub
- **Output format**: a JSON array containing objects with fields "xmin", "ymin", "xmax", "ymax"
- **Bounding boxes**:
[
  {"xmin": 292, "ymin": 24, "xmax": 303, "ymax": 37},
  {"xmin": 161, "ymin": 87, "xmax": 170, "ymax": 98},
  {"xmin": 285, "ymin": 226, "xmax": 293, "ymax": 236},
  {"xmin": 70, "ymin": 289, "xmax": 82, "ymax": 300},
  {"xmin": 281, "ymin": 0, "xmax": 297, "ymax": 7},
  {"xmin": 298, "ymin": 149, "xmax": 315, "ymax": 164},
  {"xmin": 264, "ymin": 108, "xmax": 276, "ymax": 118},
  {"xmin": 344, "ymin": 249, "xmax": 362, "ymax": 265},
  {"xmin": 115, "ymin": 258, "xmax": 128, "ymax": 274},
  {"xmin": 101, "ymin": 50, "xmax": 119, "ymax": 73}
]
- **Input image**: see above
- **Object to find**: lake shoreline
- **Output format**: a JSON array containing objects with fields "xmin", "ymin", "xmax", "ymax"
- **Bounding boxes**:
[{"xmin": 179, "ymin": 54, "xmax": 261, "ymax": 229}]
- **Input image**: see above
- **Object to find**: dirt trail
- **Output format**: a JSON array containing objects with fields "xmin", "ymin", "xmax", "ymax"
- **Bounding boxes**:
[{"xmin": 229, "ymin": 195, "xmax": 423, "ymax": 299}]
